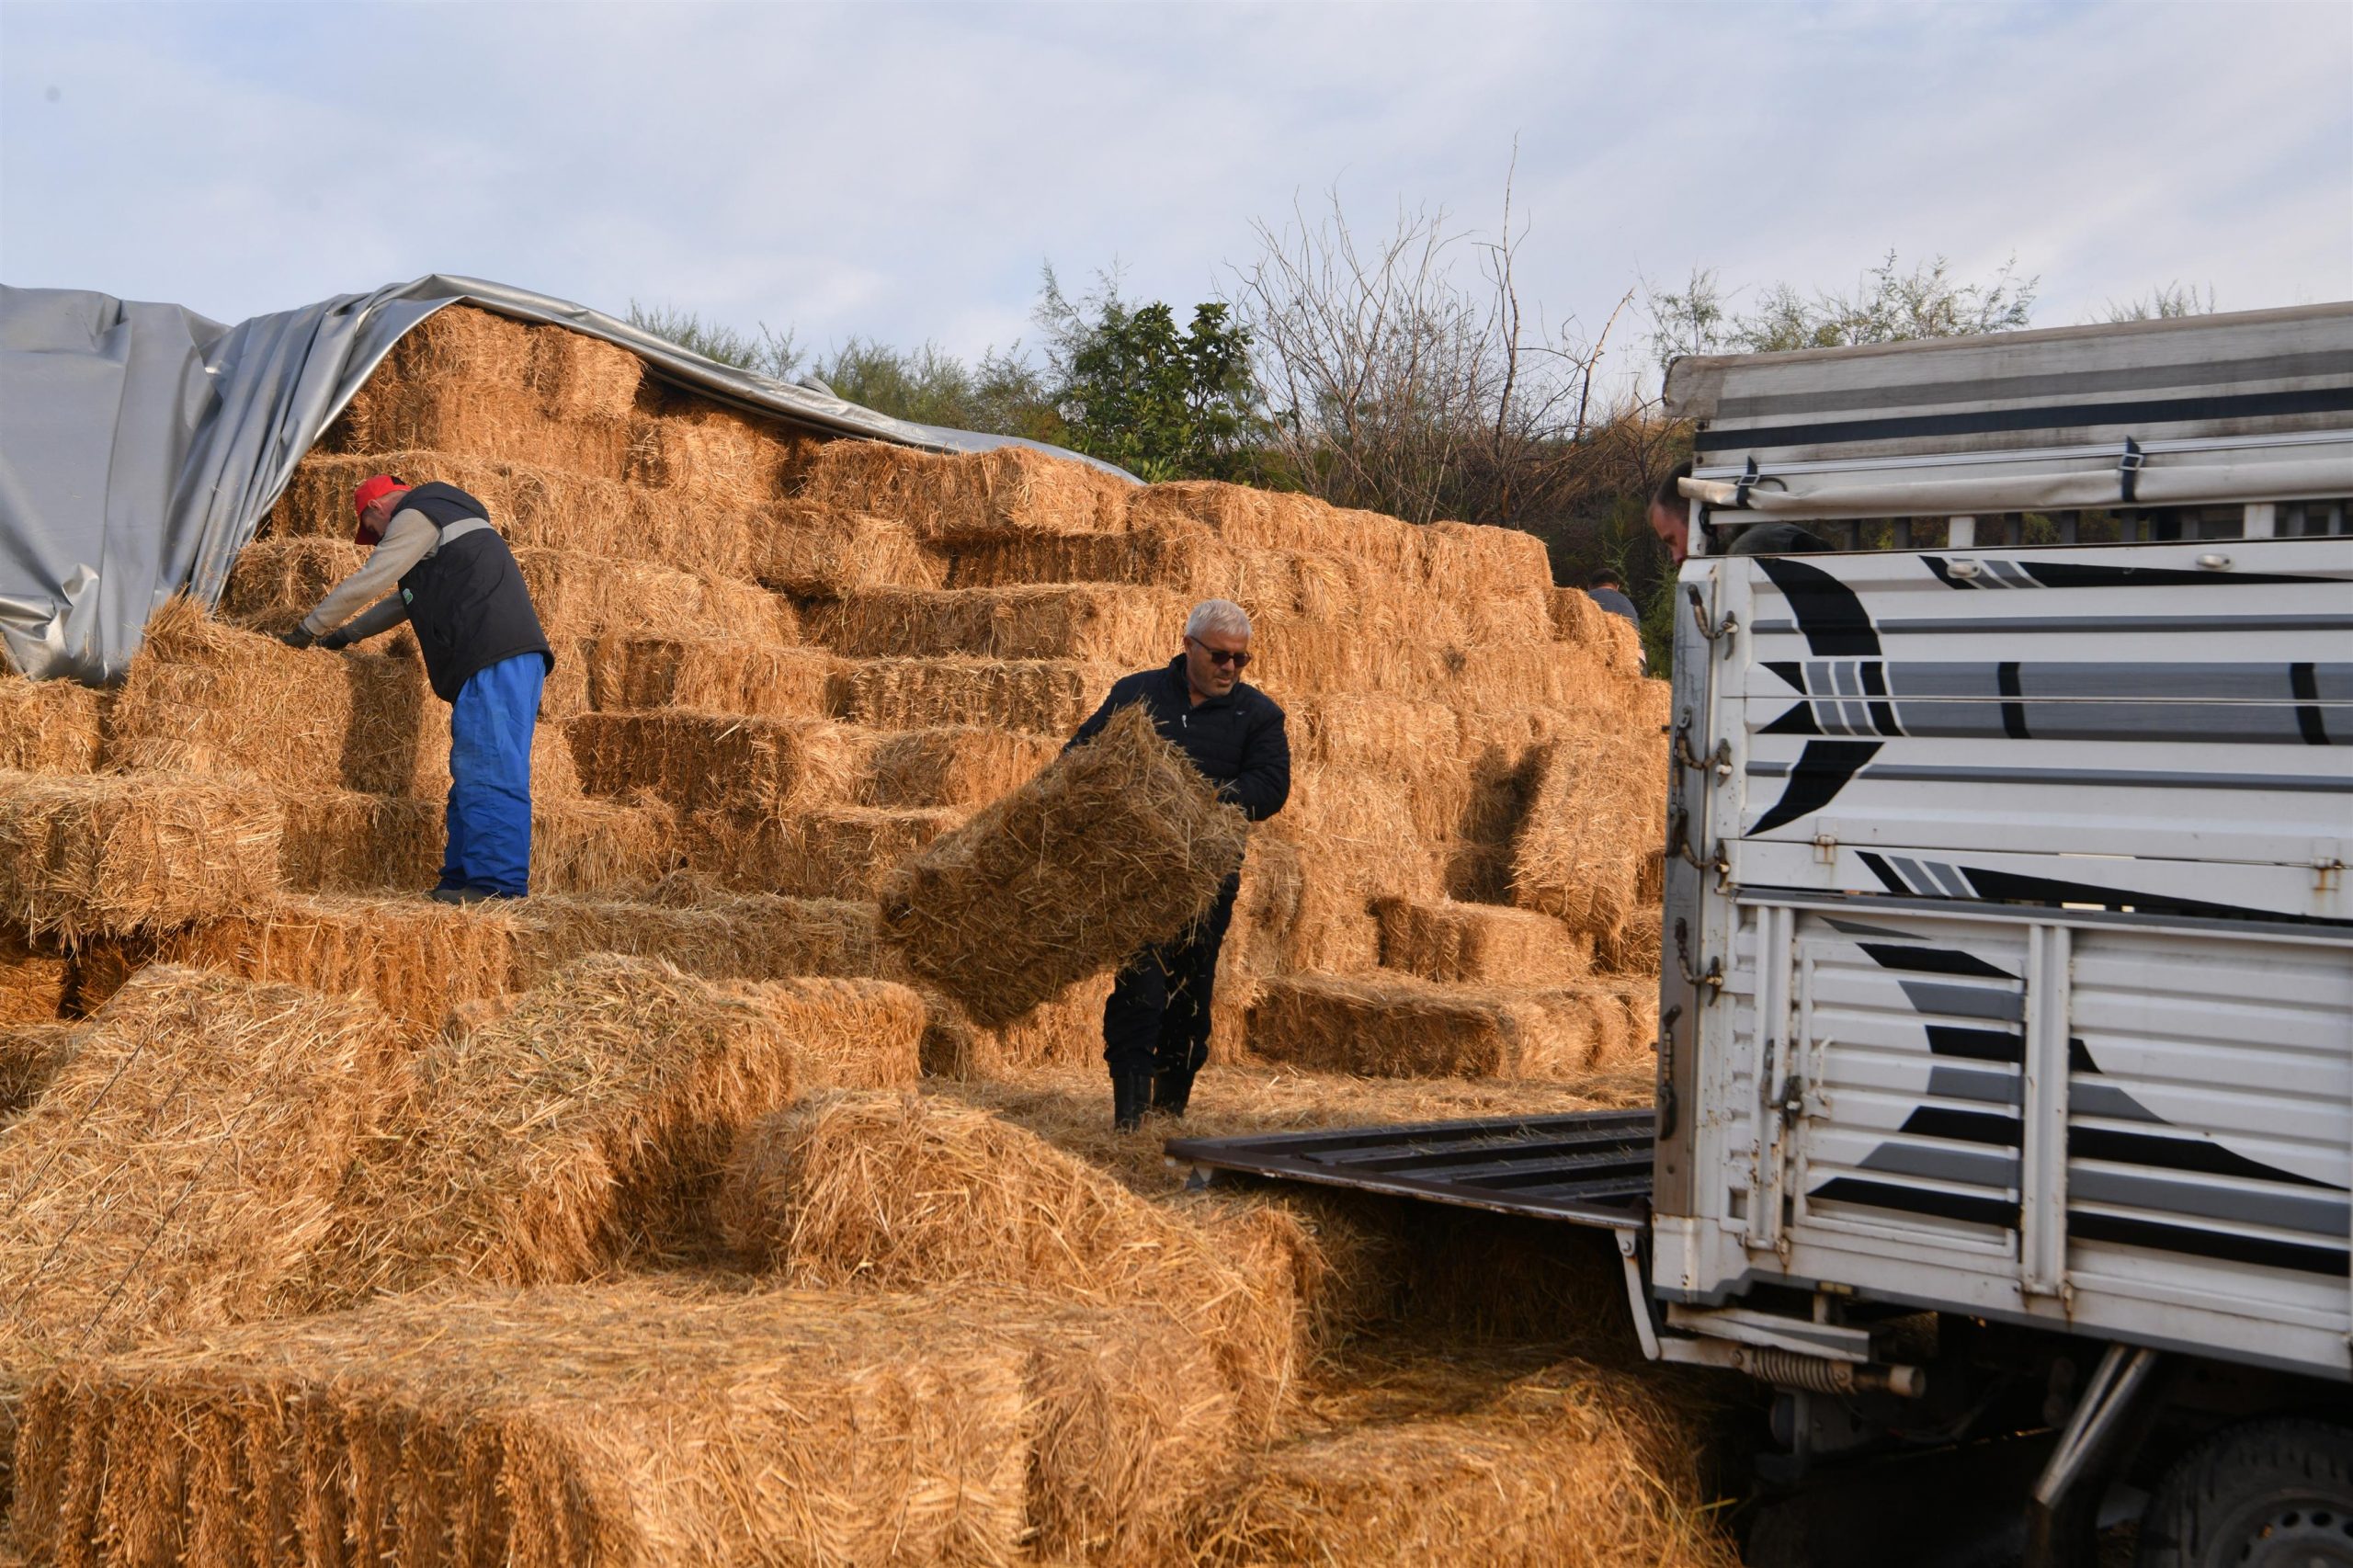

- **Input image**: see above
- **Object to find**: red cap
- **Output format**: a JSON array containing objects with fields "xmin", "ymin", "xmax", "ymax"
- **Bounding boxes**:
[{"xmin": 351, "ymin": 474, "xmax": 409, "ymax": 544}]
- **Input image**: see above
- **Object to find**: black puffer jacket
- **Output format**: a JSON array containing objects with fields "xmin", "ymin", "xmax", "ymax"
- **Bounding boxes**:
[{"xmin": 1067, "ymin": 656, "xmax": 1290, "ymax": 822}]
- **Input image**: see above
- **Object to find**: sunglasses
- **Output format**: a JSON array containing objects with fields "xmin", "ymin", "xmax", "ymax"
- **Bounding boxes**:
[{"xmin": 1187, "ymin": 637, "xmax": 1251, "ymax": 670}]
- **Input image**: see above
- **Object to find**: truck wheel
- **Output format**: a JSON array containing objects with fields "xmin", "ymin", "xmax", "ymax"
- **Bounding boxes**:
[{"xmin": 2136, "ymin": 1417, "xmax": 2353, "ymax": 1568}]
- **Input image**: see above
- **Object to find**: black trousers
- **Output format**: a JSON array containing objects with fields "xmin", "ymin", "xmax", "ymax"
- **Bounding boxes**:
[{"xmin": 1102, "ymin": 872, "xmax": 1241, "ymax": 1080}]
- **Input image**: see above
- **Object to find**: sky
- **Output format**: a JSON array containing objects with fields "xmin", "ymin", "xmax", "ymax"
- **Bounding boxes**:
[{"xmin": 3, "ymin": 0, "xmax": 2348, "ymax": 392}]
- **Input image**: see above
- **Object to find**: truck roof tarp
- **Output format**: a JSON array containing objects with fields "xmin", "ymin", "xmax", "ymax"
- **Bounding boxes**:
[{"xmin": 0, "ymin": 275, "xmax": 1127, "ymax": 683}]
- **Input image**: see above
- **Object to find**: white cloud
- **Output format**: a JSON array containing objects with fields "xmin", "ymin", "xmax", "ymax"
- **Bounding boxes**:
[{"xmin": 3, "ymin": 0, "xmax": 2346, "ymax": 374}]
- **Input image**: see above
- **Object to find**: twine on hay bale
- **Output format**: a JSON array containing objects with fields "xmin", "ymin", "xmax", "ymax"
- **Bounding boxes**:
[
  {"xmin": 795, "ymin": 438, "xmax": 1131, "ymax": 542},
  {"xmin": 11, "ymin": 1282, "xmax": 1038, "ymax": 1568},
  {"xmin": 878, "ymin": 703, "xmax": 1249, "ymax": 1026},
  {"xmin": 0, "ymin": 771, "xmax": 282, "ymax": 940},
  {"xmin": 1185, "ymin": 1359, "xmax": 1739, "ymax": 1568},
  {"xmin": 0, "ymin": 965, "xmax": 404, "ymax": 1361},
  {"xmin": 718, "ymin": 1089, "xmax": 1299, "ymax": 1439},
  {"xmin": 1245, "ymin": 972, "xmax": 1631, "ymax": 1080},
  {"xmin": 1508, "ymin": 724, "xmax": 1666, "ymax": 939},
  {"xmin": 299, "ymin": 955, "xmax": 801, "ymax": 1306},
  {"xmin": 0, "ymin": 671, "xmax": 104, "ymax": 776}
]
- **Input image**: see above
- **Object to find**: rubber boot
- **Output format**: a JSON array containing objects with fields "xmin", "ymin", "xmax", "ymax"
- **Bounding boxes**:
[
  {"xmin": 1111, "ymin": 1070, "xmax": 1154, "ymax": 1132},
  {"xmin": 1152, "ymin": 1067, "xmax": 1198, "ymax": 1119}
]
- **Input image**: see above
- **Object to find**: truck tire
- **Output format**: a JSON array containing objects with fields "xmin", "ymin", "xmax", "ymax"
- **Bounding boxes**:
[{"xmin": 2135, "ymin": 1416, "xmax": 2353, "ymax": 1568}]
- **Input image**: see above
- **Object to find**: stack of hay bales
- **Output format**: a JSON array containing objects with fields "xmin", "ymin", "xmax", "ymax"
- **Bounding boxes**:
[{"xmin": 0, "ymin": 304, "xmax": 1717, "ymax": 1563}]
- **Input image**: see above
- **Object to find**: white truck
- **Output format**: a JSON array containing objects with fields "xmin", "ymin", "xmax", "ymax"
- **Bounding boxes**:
[{"xmin": 1171, "ymin": 303, "xmax": 2353, "ymax": 1568}]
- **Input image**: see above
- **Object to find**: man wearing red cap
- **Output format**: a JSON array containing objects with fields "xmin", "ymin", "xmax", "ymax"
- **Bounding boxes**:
[{"xmin": 285, "ymin": 474, "xmax": 553, "ymax": 903}]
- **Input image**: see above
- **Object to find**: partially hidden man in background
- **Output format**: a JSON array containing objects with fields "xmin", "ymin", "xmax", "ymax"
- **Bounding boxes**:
[
  {"xmin": 1068, "ymin": 598, "xmax": 1290, "ymax": 1131},
  {"xmin": 283, "ymin": 474, "xmax": 553, "ymax": 904}
]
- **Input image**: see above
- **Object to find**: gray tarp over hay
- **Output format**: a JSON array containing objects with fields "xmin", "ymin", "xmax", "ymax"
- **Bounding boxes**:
[{"xmin": 0, "ymin": 274, "xmax": 1125, "ymax": 684}]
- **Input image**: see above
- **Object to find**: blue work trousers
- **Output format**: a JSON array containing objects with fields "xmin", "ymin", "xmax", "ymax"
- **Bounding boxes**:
[{"xmin": 437, "ymin": 653, "xmax": 545, "ymax": 898}]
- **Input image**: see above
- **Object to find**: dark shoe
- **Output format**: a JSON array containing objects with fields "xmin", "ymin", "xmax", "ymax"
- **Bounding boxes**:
[
  {"xmin": 1152, "ymin": 1068, "xmax": 1198, "ymax": 1119},
  {"xmin": 1111, "ymin": 1070, "xmax": 1154, "ymax": 1132}
]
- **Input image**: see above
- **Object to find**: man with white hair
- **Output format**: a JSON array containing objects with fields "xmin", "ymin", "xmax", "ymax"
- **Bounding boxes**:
[{"xmin": 1067, "ymin": 598, "xmax": 1290, "ymax": 1131}]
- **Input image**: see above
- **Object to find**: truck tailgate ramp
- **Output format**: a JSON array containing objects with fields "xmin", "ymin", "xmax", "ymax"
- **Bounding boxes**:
[{"xmin": 1165, "ymin": 1109, "xmax": 1654, "ymax": 1229}]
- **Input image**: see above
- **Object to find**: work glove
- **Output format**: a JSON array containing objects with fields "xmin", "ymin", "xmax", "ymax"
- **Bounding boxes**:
[
  {"xmin": 319, "ymin": 630, "xmax": 352, "ymax": 652},
  {"xmin": 280, "ymin": 625, "xmax": 316, "ymax": 650}
]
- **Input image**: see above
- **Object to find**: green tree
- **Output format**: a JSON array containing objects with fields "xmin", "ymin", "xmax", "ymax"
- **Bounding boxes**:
[
  {"xmin": 1038, "ymin": 270, "xmax": 1263, "ymax": 482},
  {"xmin": 624, "ymin": 301, "xmax": 801, "ymax": 379}
]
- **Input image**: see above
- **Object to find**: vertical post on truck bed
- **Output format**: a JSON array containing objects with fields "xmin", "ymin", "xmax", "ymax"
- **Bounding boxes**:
[{"xmin": 2019, "ymin": 924, "xmax": 2074, "ymax": 1297}]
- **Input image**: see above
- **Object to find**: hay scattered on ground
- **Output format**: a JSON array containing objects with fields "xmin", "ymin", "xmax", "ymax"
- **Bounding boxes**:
[
  {"xmin": 0, "ymin": 771, "xmax": 282, "ymax": 939},
  {"xmin": 0, "ymin": 672, "xmax": 104, "ymax": 775},
  {"xmin": 1510, "ymin": 724, "xmax": 1665, "ymax": 938},
  {"xmin": 1246, "ymin": 972, "xmax": 1627, "ymax": 1080},
  {"xmin": 880, "ymin": 704, "xmax": 1249, "ymax": 1025},
  {"xmin": 826, "ymin": 654, "xmax": 1117, "ymax": 733},
  {"xmin": 719, "ymin": 1089, "xmax": 1299, "ymax": 1437},
  {"xmin": 568, "ymin": 711, "xmax": 852, "ymax": 812},
  {"xmin": 796, "ymin": 439, "xmax": 1131, "ymax": 541},
  {"xmin": 301, "ymin": 956, "xmax": 800, "ymax": 1304},
  {"xmin": 0, "ymin": 965, "xmax": 402, "ymax": 1361},
  {"xmin": 722, "ymin": 976, "xmax": 926, "ymax": 1091},
  {"xmin": 12, "ymin": 1281, "xmax": 1034, "ymax": 1568},
  {"xmin": 1187, "ymin": 1358, "xmax": 1739, "ymax": 1568},
  {"xmin": 1375, "ymin": 897, "xmax": 1593, "ymax": 985},
  {"xmin": 807, "ymin": 584, "xmax": 1179, "ymax": 665},
  {"xmin": 583, "ymin": 633, "xmax": 832, "ymax": 716}
]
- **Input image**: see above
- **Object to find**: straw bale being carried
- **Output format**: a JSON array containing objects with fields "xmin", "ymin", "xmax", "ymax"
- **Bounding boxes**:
[
  {"xmin": 1246, "ymin": 972, "xmax": 1629, "ymax": 1079},
  {"xmin": 0, "ymin": 927, "xmax": 69, "ymax": 1024},
  {"xmin": 720, "ymin": 1089, "xmax": 1297, "ymax": 1437},
  {"xmin": 0, "ymin": 771, "xmax": 281, "ymax": 939},
  {"xmin": 685, "ymin": 804, "xmax": 964, "ymax": 898},
  {"xmin": 568, "ymin": 711, "xmax": 852, "ymax": 812},
  {"xmin": 806, "ymin": 583, "xmax": 1178, "ymax": 665},
  {"xmin": 796, "ymin": 438, "xmax": 1131, "ymax": 541},
  {"xmin": 0, "ymin": 670, "xmax": 104, "ymax": 775},
  {"xmin": 300, "ymin": 956, "xmax": 799, "ymax": 1305},
  {"xmin": 583, "ymin": 632, "xmax": 831, "ymax": 716},
  {"xmin": 278, "ymin": 789, "xmax": 675, "ymax": 899},
  {"xmin": 826, "ymin": 654, "xmax": 1115, "ymax": 733},
  {"xmin": 722, "ymin": 976, "xmax": 926, "ymax": 1090},
  {"xmin": 1375, "ymin": 897, "xmax": 1594, "ymax": 985},
  {"xmin": 1186, "ymin": 1360, "xmax": 1736, "ymax": 1568},
  {"xmin": 320, "ymin": 306, "xmax": 640, "ymax": 477},
  {"xmin": 0, "ymin": 966, "xmax": 403, "ymax": 1361},
  {"xmin": 1509, "ymin": 723, "xmax": 1666, "ymax": 938},
  {"xmin": 879, "ymin": 704, "xmax": 1249, "ymax": 1025},
  {"xmin": 12, "ymin": 1282, "xmax": 1036, "ymax": 1568},
  {"xmin": 855, "ymin": 725, "xmax": 1060, "ymax": 808}
]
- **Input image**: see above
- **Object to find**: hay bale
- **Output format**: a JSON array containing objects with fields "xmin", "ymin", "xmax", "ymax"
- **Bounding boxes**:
[
  {"xmin": 0, "ymin": 927, "xmax": 69, "ymax": 1024},
  {"xmin": 805, "ymin": 584, "xmax": 1178, "ymax": 664},
  {"xmin": 751, "ymin": 504, "xmax": 949, "ymax": 595},
  {"xmin": 920, "ymin": 972, "xmax": 1115, "ymax": 1079},
  {"xmin": 1509, "ymin": 725, "xmax": 1665, "ymax": 938},
  {"xmin": 583, "ymin": 633, "xmax": 831, "ymax": 716},
  {"xmin": 624, "ymin": 405, "xmax": 806, "ymax": 508},
  {"xmin": 796, "ymin": 438, "xmax": 1131, "ymax": 541},
  {"xmin": 304, "ymin": 956, "xmax": 800, "ymax": 1301},
  {"xmin": 217, "ymin": 535, "xmax": 366, "ymax": 632},
  {"xmin": 1245, "ymin": 972, "xmax": 1622, "ymax": 1079},
  {"xmin": 1186, "ymin": 1361, "xmax": 1737, "ymax": 1568},
  {"xmin": 720, "ymin": 1090, "xmax": 1297, "ymax": 1436},
  {"xmin": 856, "ymin": 726, "xmax": 1060, "ymax": 808},
  {"xmin": 319, "ymin": 306, "xmax": 635, "ymax": 477},
  {"xmin": 568, "ymin": 711, "xmax": 852, "ymax": 812},
  {"xmin": 12, "ymin": 1282, "xmax": 1035, "ymax": 1568},
  {"xmin": 1600, "ymin": 909, "xmax": 1663, "ymax": 975},
  {"xmin": 0, "ymin": 966, "xmax": 402, "ymax": 1360},
  {"xmin": 879, "ymin": 705, "xmax": 1249, "ymax": 1025},
  {"xmin": 685, "ymin": 804, "xmax": 964, "ymax": 899},
  {"xmin": 0, "ymin": 772, "xmax": 281, "ymax": 940},
  {"xmin": 722, "ymin": 976, "xmax": 926, "ymax": 1091},
  {"xmin": 278, "ymin": 790, "xmax": 675, "ymax": 899},
  {"xmin": 1375, "ymin": 897, "xmax": 1593, "ymax": 985},
  {"xmin": 0, "ymin": 672, "xmax": 104, "ymax": 775},
  {"xmin": 517, "ymin": 548, "xmax": 794, "ymax": 647},
  {"xmin": 79, "ymin": 893, "xmax": 525, "ymax": 1038},
  {"xmin": 947, "ymin": 517, "xmax": 1239, "ymax": 591},
  {"xmin": 520, "ymin": 892, "xmax": 886, "ymax": 985},
  {"xmin": 0, "ymin": 1020, "xmax": 77, "ymax": 1121},
  {"xmin": 826, "ymin": 654, "xmax": 1117, "ymax": 733}
]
